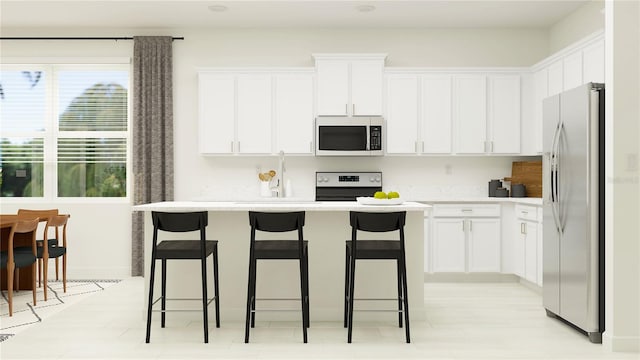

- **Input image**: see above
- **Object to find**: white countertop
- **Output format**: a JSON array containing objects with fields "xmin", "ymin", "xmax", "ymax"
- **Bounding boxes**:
[
  {"xmin": 132, "ymin": 200, "xmax": 431, "ymax": 212},
  {"xmin": 416, "ymin": 197, "xmax": 543, "ymax": 205}
]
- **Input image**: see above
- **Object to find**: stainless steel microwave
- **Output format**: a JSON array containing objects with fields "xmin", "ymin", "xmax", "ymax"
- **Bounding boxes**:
[{"xmin": 315, "ymin": 117, "xmax": 384, "ymax": 156}]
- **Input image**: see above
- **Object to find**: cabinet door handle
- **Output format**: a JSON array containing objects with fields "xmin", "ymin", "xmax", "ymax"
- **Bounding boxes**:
[
  {"xmin": 422, "ymin": 141, "xmax": 425, "ymax": 153},
  {"xmin": 469, "ymin": 220, "xmax": 472, "ymax": 232},
  {"xmin": 238, "ymin": 141, "xmax": 241, "ymax": 153},
  {"xmin": 491, "ymin": 141, "xmax": 494, "ymax": 152},
  {"xmin": 462, "ymin": 220, "xmax": 465, "ymax": 232},
  {"xmin": 415, "ymin": 141, "xmax": 419, "ymax": 153},
  {"xmin": 345, "ymin": 104, "xmax": 349, "ymax": 115},
  {"xmin": 461, "ymin": 209, "xmax": 473, "ymax": 213},
  {"xmin": 231, "ymin": 141, "xmax": 234, "ymax": 152},
  {"xmin": 352, "ymin": 103, "xmax": 355, "ymax": 115},
  {"xmin": 523, "ymin": 222, "xmax": 527, "ymax": 235},
  {"xmin": 310, "ymin": 142, "xmax": 313, "ymax": 153}
]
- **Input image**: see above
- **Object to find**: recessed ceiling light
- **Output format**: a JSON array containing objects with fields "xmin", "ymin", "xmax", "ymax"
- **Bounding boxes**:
[
  {"xmin": 208, "ymin": 5, "xmax": 228, "ymax": 12},
  {"xmin": 355, "ymin": 5, "xmax": 376, "ymax": 13}
]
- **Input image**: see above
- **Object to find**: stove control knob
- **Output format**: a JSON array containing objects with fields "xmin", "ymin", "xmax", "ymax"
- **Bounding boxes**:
[{"xmin": 375, "ymin": 177, "xmax": 381, "ymax": 183}]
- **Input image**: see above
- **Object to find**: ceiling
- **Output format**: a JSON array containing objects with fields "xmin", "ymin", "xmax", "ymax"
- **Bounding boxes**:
[{"xmin": 1, "ymin": 0, "xmax": 590, "ymax": 30}]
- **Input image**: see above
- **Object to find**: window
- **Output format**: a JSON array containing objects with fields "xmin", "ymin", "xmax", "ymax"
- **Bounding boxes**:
[{"xmin": 0, "ymin": 64, "xmax": 129, "ymax": 198}]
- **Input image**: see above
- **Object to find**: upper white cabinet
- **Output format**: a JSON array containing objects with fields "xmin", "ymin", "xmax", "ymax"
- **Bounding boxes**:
[
  {"xmin": 198, "ymin": 73, "xmax": 236, "ymax": 154},
  {"xmin": 198, "ymin": 69, "xmax": 314, "ymax": 155},
  {"xmin": 314, "ymin": 54, "xmax": 386, "ymax": 116},
  {"xmin": 385, "ymin": 74, "xmax": 420, "ymax": 154},
  {"xmin": 454, "ymin": 74, "xmax": 520, "ymax": 154},
  {"xmin": 454, "ymin": 75, "xmax": 487, "ymax": 154},
  {"xmin": 582, "ymin": 39, "xmax": 605, "ymax": 84},
  {"xmin": 274, "ymin": 73, "xmax": 315, "ymax": 154},
  {"xmin": 385, "ymin": 73, "xmax": 452, "ymax": 154},
  {"xmin": 488, "ymin": 75, "xmax": 521, "ymax": 154}
]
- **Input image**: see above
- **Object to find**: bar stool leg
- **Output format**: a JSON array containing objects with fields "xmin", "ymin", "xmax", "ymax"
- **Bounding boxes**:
[
  {"xmin": 145, "ymin": 258, "xmax": 157, "ymax": 343},
  {"xmin": 397, "ymin": 259, "xmax": 403, "ymax": 328},
  {"xmin": 250, "ymin": 260, "xmax": 257, "ymax": 328},
  {"xmin": 299, "ymin": 256, "xmax": 308, "ymax": 343},
  {"xmin": 304, "ymin": 248, "xmax": 310, "ymax": 328},
  {"xmin": 347, "ymin": 253, "xmax": 356, "ymax": 343},
  {"xmin": 343, "ymin": 245, "xmax": 350, "ymax": 328},
  {"xmin": 400, "ymin": 256, "xmax": 411, "ymax": 343},
  {"xmin": 213, "ymin": 246, "xmax": 220, "ymax": 328},
  {"xmin": 161, "ymin": 259, "xmax": 167, "ymax": 328},
  {"xmin": 244, "ymin": 254, "xmax": 256, "ymax": 343},
  {"xmin": 200, "ymin": 249, "xmax": 209, "ymax": 344}
]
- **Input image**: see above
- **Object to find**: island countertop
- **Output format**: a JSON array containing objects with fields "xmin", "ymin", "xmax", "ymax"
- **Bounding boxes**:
[{"xmin": 132, "ymin": 200, "xmax": 431, "ymax": 212}]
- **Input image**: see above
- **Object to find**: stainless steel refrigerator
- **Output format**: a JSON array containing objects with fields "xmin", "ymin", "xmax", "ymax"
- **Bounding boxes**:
[{"xmin": 542, "ymin": 82, "xmax": 604, "ymax": 343}]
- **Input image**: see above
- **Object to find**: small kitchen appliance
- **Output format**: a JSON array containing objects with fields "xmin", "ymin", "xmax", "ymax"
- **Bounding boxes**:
[
  {"xmin": 315, "ymin": 117, "xmax": 383, "ymax": 156},
  {"xmin": 315, "ymin": 172, "xmax": 382, "ymax": 201}
]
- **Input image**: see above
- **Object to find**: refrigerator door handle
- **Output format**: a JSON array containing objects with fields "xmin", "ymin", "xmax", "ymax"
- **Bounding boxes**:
[{"xmin": 550, "ymin": 122, "xmax": 562, "ymax": 233}]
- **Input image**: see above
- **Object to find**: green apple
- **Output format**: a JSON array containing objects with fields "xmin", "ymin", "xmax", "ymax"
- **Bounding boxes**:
[
  {"xmin": 373, "ymin": 191, "xmax": 388, "ymax": 199},
  {"xmin": 387, "ymin": 191, "xmax": 400, "ymax": 199}
]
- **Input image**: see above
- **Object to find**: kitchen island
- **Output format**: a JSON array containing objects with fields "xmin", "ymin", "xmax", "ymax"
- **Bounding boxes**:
[{"xmin": 132, "ymin": 200, "xmax": 430, "ymax": 322}]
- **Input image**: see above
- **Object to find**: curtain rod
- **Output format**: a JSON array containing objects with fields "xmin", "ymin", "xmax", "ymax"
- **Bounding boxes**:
[{"xmin": 0, "ymin": 37, "xmax": 184, "ymax": 41}]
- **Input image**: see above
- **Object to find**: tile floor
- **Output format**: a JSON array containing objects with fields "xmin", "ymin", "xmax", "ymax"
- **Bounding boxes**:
[{"xmin": 0, "ymin": 277, "xmax": 636, "ymax": 359}]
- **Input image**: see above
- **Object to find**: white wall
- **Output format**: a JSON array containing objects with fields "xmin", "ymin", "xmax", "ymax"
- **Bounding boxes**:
[
  {"xmin": 604, "ymin": 0, "xmax": 640, "ymax": 352},
  {"xmin": 0, "ymin": 26, "xmax": 547, "ymax": 278},
  {"xmin": 549, "ymin": 0, "xmax": 605, "ymax": 54}
]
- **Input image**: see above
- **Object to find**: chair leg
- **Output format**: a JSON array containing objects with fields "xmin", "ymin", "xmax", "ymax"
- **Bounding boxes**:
[
  {"xmin": 145, "ymin": 258, "xmax": 157, "ymax": 343},
  {"xmin": 43, "ymin": 256, "xmax": 48, "ymax": 301},
  {"xmin": 343, "ymin": 245, "xmax": 350, "ymax": 328},
  {"xmin": 15, "ymin": 269, "xmax": 19, "ymax": 291},
  {"xmin": 55, "ymin": 258, "xmax": 59, "ymax": 281},
  {"xmin": 161, "ymin": 259, "xmax": 167, "ymax": 328},
  {"xmin": 400, "ymin": 256, "xmax": 411, "ymax": 344},
  {"xmin": 62, "ymin": 253, "xmax": 67, "ymax": 293},
  {"xmin": 7, "ymin": 264, "xmax": 14, "ymax": 316},
  {"xmin": 244, "ymin": 256, "xmax": 256, "ymax": 343},
  {"xmin": 299, "ymin": 255, "xmax": 308, "ymax": 343},
  {"xmin": 32, "ymin": 263, "xmax": 37, "ymax": 306},
  {"xmin": 347, "ymin": 254, "xmax": 356, "ymax": 343},
  {"xmin": 213, "ymin": 247, "xmax": 220, "ymax": 328},
  {"xmin": 200, "ymin": 251, "xmax": 209, "ymax": 344},
  {"xmin": 38, "ymin": 258, "xmax": 42, "ymax": 287},
  {"xmin": 397, "ymin": 259, "xmax": 403, "ymax": 328}
]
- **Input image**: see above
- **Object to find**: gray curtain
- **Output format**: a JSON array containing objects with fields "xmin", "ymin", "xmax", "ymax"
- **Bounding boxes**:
[{"xmin": 131, "ymin": 36, "xmax": 174, "ymax": 276}]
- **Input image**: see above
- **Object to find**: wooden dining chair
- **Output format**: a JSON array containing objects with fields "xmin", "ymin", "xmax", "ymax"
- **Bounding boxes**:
[
  {"xmin": 0, "ymin": 218, "xmax": 39, "ymax": 316},
  {"xmin": 17, "ymin": 209, "xmax": 59, "ymax": 300}
]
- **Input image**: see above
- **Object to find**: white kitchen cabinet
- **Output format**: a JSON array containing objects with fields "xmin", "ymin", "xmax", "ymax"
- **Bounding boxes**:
[
  {"xmin": 424, "ymin": 216, "xmax": 431, "ymax": 272},
  {"xmin": 515, "ymin": 204, "xmax": 541, "ymax": 284},
  {"xmin": 385, "ymin": 74, "xmax": 420, "ymax": 154},
  {"xmin": 314, "ymin": 54, "xmax": 386, "ymax": 116},
  {"xmin": 454, "ymin": 75, "xmax": 487, "ymax": 154},
  {"xmin": 563, "ymin": 51, "xmax": 583, "ymax": 91},
  {"xmin": 488, "ymin": 75, "xmax": 521, "ymax": 154},
  {"xmin": 454, "ymin": 74, "xmax": 520, "ymax": 154},
  {"xmin": 385, "ymin": 73, "xmax": 452, "ymax": 154},
  {"xmin": 431, "ymin": 204, "xmax": 501, "ymax": 273},
  {"xmin": 582, "ymin": 39, "xmax": 605, "ymax": 84},
  {"xmin": 237, "ymin": 74, "xmax": 272, "ymax": 154},
  {"xmin": 198, "ymin": 69, "xmax": 314, "ymax": 155},
  {"xmin": 422, "ymin": 75, "xmax": 453, "ymax": 153},
  {"xmin": 274, "ymin": 73, "xmax": 314, "ymax": 154},
  {"xmin": 432, "ymin": 218, "xmax": 466, "ymax": 272},
  {"xmin": 547, "ymin": 60, "xmax": 564, "ymax": 96},
  {"xmin": 198, "ymin": 73, "xmax": 236, "ymax": 154}
]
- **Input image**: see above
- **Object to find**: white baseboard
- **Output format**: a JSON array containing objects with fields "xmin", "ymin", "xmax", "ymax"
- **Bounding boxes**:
[{"xmin": 603, "ymin": 332, "xmax": 640, "ymax": 353}]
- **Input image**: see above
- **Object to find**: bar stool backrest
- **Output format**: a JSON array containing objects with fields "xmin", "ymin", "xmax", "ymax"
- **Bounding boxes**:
[
  {"xmin": 249, "ymin": 211, "xmax": 305, "ymax": 233},
  {"xmin": 152, "ymin": 211, "xmax": 208, "ymax": 233},
  {"xmin": 350, "ymin": 211, "xmax": 406, "ymax": 233}
]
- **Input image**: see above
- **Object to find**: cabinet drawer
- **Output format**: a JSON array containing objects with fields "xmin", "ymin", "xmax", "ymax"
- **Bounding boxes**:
[
  {"xmin": 433, "ymin": 204, "xmax": 500, "ymax": 217},
  {"xmin": 515, "ymin": 204, "xmax": 538, "ymax": 222}
]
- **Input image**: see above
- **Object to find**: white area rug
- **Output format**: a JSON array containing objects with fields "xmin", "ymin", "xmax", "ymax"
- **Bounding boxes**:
[{"xmin": 0, "ymin": 279, "xmax": 120, "ymax": 342}]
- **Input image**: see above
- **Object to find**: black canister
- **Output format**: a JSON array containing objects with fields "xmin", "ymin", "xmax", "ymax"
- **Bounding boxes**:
[
  {"xmin": 495, "ymin": 187, "xmax": 509, "ymax": 197},
  {"xmin": 488, "ymin": 179, "xmax": 502, "ymax": 197},
  {"xmin": 511, "ymin": 184, "xmax": 526, "ymax": 197}
]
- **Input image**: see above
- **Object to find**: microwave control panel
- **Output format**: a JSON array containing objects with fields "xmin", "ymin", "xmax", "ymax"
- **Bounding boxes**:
[{"xmin": 370, "ymin": 126, "xmax": 382, "ymax": 151}]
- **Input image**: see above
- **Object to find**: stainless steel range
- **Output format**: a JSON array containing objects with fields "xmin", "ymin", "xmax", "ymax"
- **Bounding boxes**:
[{"xmin": 315, "ymin": 172, "xmax": 382, "ymax": 201}]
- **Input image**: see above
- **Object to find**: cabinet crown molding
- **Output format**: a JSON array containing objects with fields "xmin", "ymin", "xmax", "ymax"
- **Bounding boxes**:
[{"xmin": 312, "ymin": 53, "xmax": 387, "ymax": 62}]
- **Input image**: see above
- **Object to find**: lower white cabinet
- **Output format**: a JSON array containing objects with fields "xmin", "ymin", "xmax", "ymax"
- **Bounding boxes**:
[
  {"xmin": 431, "ymin": 204, "xmax": 501, "ymax": 273},
  {"xmin": 514, "ymin": 204, "xmax": 542, "ymax": 285}
]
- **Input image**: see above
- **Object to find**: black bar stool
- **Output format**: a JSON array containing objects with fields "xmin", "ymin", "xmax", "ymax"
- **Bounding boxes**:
[
  {"xmin": 344, "ymin": 211, "xmax": 410, "ymax": 343},
  {"xmin": 145, "ymin": 211, "xmax": 220, "ymax": 343},
  {"xmin": 245, "ymin": 211, "xmax": 309, "ymax": 343}
]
